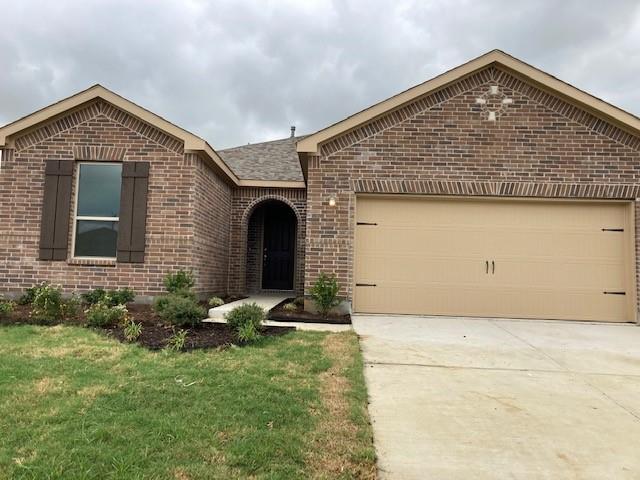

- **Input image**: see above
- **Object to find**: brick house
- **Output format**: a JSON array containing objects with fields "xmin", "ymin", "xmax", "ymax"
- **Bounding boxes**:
[{"xmin": 1, "ymin": 50, "xmax": 640, "ymax": 322}]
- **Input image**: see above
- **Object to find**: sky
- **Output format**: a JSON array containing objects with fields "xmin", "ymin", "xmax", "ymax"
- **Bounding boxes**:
[{"xmin": 1, "ymin": 0, "xmax": 639, "ymax": 149}]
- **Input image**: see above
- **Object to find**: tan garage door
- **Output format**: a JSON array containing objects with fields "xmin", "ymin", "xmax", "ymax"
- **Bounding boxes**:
[{"xmin": 354, "ymin": 196, "xmax": 635, "ymax": 322}]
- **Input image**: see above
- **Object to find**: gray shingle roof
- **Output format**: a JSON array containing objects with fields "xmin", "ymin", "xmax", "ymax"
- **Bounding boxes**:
[{"xmin": 218, "ymin": 136, "xmax": 305, "ymax": 182}]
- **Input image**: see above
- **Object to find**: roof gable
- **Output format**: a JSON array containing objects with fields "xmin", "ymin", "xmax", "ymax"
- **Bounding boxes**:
[{"xmin": 297, "ymin": 50, "xmax": 640, "ymax": 154}]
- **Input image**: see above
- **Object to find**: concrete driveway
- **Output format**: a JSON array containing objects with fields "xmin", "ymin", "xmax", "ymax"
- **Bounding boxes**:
[{"xmin": 352, "ymin": 315, "xmax": 640, "ymax": 480}]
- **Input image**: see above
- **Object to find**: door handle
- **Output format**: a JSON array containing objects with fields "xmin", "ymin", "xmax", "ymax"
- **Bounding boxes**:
[
  {"xmin": 492, "ymin": 260, "xmax": 495, "ymax": 274},
  {"xmin": 485, "ymin": 260, "xmax": 489, "ymax": 274}
]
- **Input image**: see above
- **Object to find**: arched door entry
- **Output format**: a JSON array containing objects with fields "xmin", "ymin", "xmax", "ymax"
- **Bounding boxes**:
[{"xmin": 247, "ymin": 201, "xmax": 296, "ymax": 291}]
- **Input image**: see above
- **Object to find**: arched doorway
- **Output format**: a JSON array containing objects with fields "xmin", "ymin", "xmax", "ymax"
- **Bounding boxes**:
[{"xmin": 246, "ymin": 200, "xmax": 297, "ymax": 291}]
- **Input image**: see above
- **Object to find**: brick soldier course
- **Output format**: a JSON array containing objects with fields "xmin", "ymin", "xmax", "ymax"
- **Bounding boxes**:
[{"xmin": 1, "ymin": 50, "xmax": 640, "ymax": 317}]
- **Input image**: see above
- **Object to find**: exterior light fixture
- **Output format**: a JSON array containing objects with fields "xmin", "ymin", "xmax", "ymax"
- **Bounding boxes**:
[{"xmin": 328, "ymin": 196, "xmax": 337, "ymax": 207}]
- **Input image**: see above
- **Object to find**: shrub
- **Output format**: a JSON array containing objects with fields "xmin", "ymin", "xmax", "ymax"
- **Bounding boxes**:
[
  {"xmin": 293, "ymin": 296, "xmax": 305, "ymax": 307},
  {"xmin": 123, "ymin": 319, "xmax": 142, "ymax": 342},
  {"xmin": 208, "ymin": 296, "xmax": 225, "ymax": 308},
  {"xmin": 81, "ymin": 288, "xmax": 107, "ymax": 305},
  {"xmin": 30, "ymin": 283, "xmax": 78, "ymax": 324},
  {"xmin": 154, "ymin": 294, "xmax": 205, "ymax": 327},
  {"xmin": 166, "ymin": 329, "xmax": 188, "ymax": 351},
  {"xmin": 82, "ymin": 287, "xmax": 136, "ymax": 306},
  {"xmin": 225, "ymin": 303, "xmax": 265, "ymax": 343},
  {"xmin": 163, "ymin": 270, "xmax": 195, "ymax": 294},
  {"xmin": 310, "ymin": 273, "xmax": 341, "ymax": 318},
  {"xmin": 0, "ymin": 297, "xmax": 15, "ymax": 318},
  {"xmin": 109, "ymin": 287, "xmax": 135, "ymax": 305},
  {"xmin": 85, "ymin": 302, "xmax": 129, "ymax": 328},
  {"xmin": 18, "ymin": 286, "xmax": 38, "ymax": 305},
  {"xmin": 282, "ymin": 302, "xmax": 298, "ymax": 312}
]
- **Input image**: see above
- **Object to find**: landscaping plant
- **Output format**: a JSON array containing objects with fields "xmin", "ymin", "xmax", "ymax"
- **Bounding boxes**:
[
  {"xmin": 0, "ymin": 296, "xmax": 15, "ymax": 318},
  {"xmin": 310, "ymin": 273, "xmax": 340, "ymax": 318},
  {"xmin": 154, "ymin": 294, "xmax": 206, "ymax": 327},
  {"xmin": 166, "ymin": 329, "xmax": 188, "ymax": 351},
  {"xmin": 163, "ymin": 270, "xmax": 195, "ymax": 295},
  {"xmin": 282, "ymin": 302, "xmax": 298, "ymax": 312},
  {"xmin": 82, "ymin": 287, "xmax": 135, "ymax": 306},
  {"xmin": 85, "ymin": 302, "xmax": 129, "ymax": 328},
  {"xmin": 18, "ymin": 286, "xmax": 38, "ymax": 305},
  {"xmin": 123, "ymin": 319, "xmax": 143, "ymax": 342},
  {"xmin": 208, "ymin": 296, "xmax": 224, "ymax": 308},
  {"xmin": 225, "ymin": 303, "xmax": 265, "ymax": 343},
  {"xmin": 30, "ymin": 283, "xmax": 78, "ymax": 324}
]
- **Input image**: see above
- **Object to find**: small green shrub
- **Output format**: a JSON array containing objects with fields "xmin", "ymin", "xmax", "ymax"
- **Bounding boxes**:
[
  {"xmin": 310, "ymin": 273, "xmax": 340, "ymax": 318},
  {"xmin": 208, "ymin": 296, "xmax": 224, "ymax": 308},
  {"xmin": 0, "ymin": 297, "xmax": 15, "ymax": 318},
  {"xmin": 282, "ymin": 302, "xmax": 298, "ymax": 312},
  {"xmin": 154, "ymin": 294, "xmax": 205, "ymax": 327},
  {"xmin": 18, "ymin": 286, "xmax": 38, "ymax": 305},
  {"xmin": 293, "ymin": 296, "xmax": 305, "ymax": 307},
  {"xmin": 82, "ymin": 287, "xmax": 135, "ymax": 306},
  {"xmin": 85, "ymin": 302, "xmax": 129, "ymax": 328},
  {"xmin": 225, "ymin": 303, "xmax": 265, "ymax": 343},
  {"xmin": 81, "ymin": 288, "xmax": 107, "ymax": 305},
  {"xmin": 163, "ymin": 270, "xmax": 195, "ymax": 294},
  {"xmin": 166, "ymin": 329, "xmax": 188, "ymax": 351},
  {"xmin": 30, "ymin": 283, "xmax": 78, "ymax": 324},
  {"xmin": 123, "ymin": 319, "xmax": 143, "ymax": 342}
]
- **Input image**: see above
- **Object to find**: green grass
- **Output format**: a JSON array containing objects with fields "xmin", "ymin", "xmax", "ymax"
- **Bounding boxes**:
[{"xmin": 0, "ymin": 325, "xmax": 375, "ymax": 479}]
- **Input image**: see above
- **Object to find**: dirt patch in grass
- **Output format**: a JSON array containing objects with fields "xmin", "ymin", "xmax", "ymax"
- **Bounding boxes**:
[
  {"xmin": 269, "ymin": 300, "xmax": 351, "ymax": 324},
  {"xmin": 307, "ymin": 333, "xmax": 376, "ymax": 479}
]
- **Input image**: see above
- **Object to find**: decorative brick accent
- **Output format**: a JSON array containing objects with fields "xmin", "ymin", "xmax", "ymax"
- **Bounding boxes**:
[
  {"xmin": 72, "ymin": 145, "xmax": 127, "ymax": 161},
  {"xmin": 305, "ymin": 67, "xmax": 640, "ymax": 309},
  {"xmin": 14, "ymin": 101, "xmax": 183, "ymax": 154},
  {"xmin": 352, "ymin": 179, "xmax": 640, "ymax": 199}
]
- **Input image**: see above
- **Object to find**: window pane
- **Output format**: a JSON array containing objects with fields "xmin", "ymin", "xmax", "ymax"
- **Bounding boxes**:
[
  {"xmin": 77, "ymin": 163, "xmax": 122, "ymax": 217},
  {"xmin": 75, "ymin": 221, "xmax": 118, "ymax": 257}
]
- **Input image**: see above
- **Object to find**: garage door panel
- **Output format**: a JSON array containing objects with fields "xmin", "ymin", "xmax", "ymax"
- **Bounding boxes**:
[{"xmin": 354, "ymin": 196, "xmax": 634, "ymax": 322}]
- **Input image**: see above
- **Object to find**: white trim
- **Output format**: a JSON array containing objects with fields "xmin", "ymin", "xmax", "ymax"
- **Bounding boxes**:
[{"xmin": 71, "ymin": 161, "xmax": 122, "ymax": 260}]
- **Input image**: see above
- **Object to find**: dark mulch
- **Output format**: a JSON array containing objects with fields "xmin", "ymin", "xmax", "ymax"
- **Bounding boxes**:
[
  {"xmin": 2, "ymin": 303, "xmax": 293, "ymax": 351},
  {"xmin": 269, "ymin": 300, "xmax": 351, "ymax": 325},
  {"xmin": 104, "ymin": 321, "xmax": 293, "ymax": 351}
]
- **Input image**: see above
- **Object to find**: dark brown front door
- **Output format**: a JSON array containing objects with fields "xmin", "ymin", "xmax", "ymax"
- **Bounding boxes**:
[{"xmin": 262, "ymin": 203, "xmax": 296, "ymax": 290}]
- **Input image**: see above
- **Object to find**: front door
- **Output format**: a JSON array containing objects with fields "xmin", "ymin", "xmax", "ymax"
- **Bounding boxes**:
[{"xmin": 262, "ymin": 204, "xmax": 296, "ymax": 290}]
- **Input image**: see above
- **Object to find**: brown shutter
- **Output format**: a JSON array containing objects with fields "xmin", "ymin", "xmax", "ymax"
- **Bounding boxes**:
[
  {"xmin": 39, "ymin": 160, "xmax": 74, "ymax": 261},
  {"xmin": 117, "ymin": 161, "xmax": 150, "ymax": 263}
]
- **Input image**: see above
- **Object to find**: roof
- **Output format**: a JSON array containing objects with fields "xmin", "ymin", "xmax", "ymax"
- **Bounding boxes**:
[
  {"xmin": 297, "ymin": 49, "xmax": 640, "ymax": 154},
  {"xmin": 0, "ymin": 85, "xmax": 305, "ymax": 189},
  {"xmin": 218, "ymin": 136, "xmax": 306, "ymax": 182}
]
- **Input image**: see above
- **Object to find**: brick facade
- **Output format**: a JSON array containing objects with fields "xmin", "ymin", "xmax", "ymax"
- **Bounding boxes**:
[
  {"xmin": 304, "ymin": 66, "xmax": 640, "ymax": 306},
  {"xmin": 0, "ymin": 101, "xmax": 238, "ymax": 300}
]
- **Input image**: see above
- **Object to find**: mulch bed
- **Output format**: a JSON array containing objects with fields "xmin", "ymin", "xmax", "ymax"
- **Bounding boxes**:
[
  {"xmin": 2, "ymin": 303, "xmax": 293, "ymax": 351},
  {"xmin": 268, "ymin": 300, "xmax": 351, "ymax": 325}
]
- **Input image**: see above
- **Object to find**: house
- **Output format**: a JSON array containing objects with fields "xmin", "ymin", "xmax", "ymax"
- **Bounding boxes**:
[{"xmin": 1, "ymin": 50, "xmax": 640, "ymax": 322}]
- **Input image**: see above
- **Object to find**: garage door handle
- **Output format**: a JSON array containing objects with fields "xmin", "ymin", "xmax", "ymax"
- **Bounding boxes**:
[
  {"xmin": 485, "ymin": 261, "xmax": 489, "ymax": 274},
  {"xmin": 492, "ymin": 260, "xmax": 495, "ymax": 274}
]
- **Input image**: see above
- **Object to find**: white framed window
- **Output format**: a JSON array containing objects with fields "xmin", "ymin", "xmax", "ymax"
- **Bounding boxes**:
[{"xmin": 72, "ymin": 162, "xmax": 123, "ymax": 259}]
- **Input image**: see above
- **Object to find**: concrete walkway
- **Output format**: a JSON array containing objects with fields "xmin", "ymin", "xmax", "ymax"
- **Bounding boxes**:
[
  {"xmin": 353, "ymin": 314, "xmax": 640, "ymax": 480},
  {"xmin": 205, "ymin": 294, "xmax": 351, "ymax": 332},
  {"xmin": 207, "ymin": 294, "xmax": 288, "ymax": 319}
]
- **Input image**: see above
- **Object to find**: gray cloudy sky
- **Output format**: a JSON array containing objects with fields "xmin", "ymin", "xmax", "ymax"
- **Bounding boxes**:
[{"xmin": 1, "ymin": 0, "xmax": 639, "ymax": 149}]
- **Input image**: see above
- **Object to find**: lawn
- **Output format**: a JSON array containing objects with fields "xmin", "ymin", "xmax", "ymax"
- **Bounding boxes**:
[{"xmin": 0, "ymin": 326, "xmax": 375, "ymax": 479}]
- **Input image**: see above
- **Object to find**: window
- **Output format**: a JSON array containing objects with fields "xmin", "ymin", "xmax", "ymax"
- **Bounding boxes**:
[{"xmin": 73, "ymin": 163, "xmax": 122, "ymax": 258}]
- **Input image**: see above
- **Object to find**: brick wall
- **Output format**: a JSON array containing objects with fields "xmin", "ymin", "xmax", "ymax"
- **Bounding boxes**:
[
  {"xmin": 0, "ymin": 100, "xmax": 229, "ymax": 299},
  {"xmin": 228, "ymin": 187, "xmax": 306, "ymax": 295},
  {"xmin": 190, "ymin": 153, "xmax": 233, "ymax": 298},
  {"xmin": 305, "ymin": 66, "xmax": 640, "ymax": 304}
]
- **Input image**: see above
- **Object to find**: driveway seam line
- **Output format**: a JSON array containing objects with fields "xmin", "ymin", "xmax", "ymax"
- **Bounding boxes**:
[{"xmin": 491, "ymin": 319, "xmax": 640, "ymax": 424}]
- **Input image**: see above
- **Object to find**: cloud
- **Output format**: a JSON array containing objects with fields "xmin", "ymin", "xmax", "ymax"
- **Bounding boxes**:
[{"xmin": 1, "ymin": 0, "xmax": 639, "ymax": 148}]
